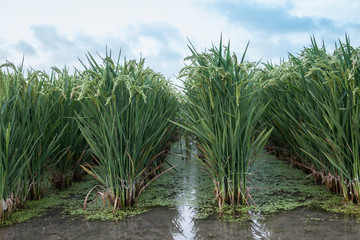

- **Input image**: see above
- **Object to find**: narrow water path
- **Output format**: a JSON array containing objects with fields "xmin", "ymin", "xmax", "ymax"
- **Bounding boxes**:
[
  {"xmin": 1, "ymin": 140, "xmax": 360, "ymax": 239},
  {"xmin": 168, "ymin": 140, "xmax": 209, "ymax": 239}
]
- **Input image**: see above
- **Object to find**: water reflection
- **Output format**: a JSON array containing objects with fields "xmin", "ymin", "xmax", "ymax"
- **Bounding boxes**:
[
  {"xmin": 0, "ymin": 207, "xmax": 178, "ymax": 240},
  {"xmin": 2, "ymin": 140, "xmax": 360, "ymax": 239},
  {"xmin": 249, "ymin": 211, "xmax": 270, "ymax": 239},
  {"xmin": 172, "ymin": 205, "xmax": 197, "ymax": 240},
  {"xmin": 171, "ymin": 140, "xmax": 199, "ymax": 239},
  {"xmin": 170, "ymin": 139, "xmax": 270, "ymax": 240},
  {"xmin": 3, "ymin": 206, "xmax": 360, "ymax": 240},
  {"xmin": 169, "ymin": 139, "xmax": 273, "ymax": 240}
]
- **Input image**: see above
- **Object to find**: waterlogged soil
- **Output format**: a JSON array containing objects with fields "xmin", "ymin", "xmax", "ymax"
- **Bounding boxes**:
[{"xmin": 1, "ymin": 140, "xmax": 360, "ymax": 239}]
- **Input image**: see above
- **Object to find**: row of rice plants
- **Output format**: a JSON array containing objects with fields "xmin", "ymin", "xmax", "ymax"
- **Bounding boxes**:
[
  {"xmin": 261, "ymin": 36, "xmax": 360, "ymax": 203},
  {"xmin": 0, "ymin": 83, "xmax": 33, "ymax": 220},
  {"xmin": 0, "ymin": 63, "xmax": 64, "ymax": 220},
  {"xmin": 76, "ymin": 54, "xmax": 179, "ymax": 209},
  {"xmin": 0, "ymin": 52, "xmax": 179, "ymax": 219},
  {"xmin": 0, "ymin": 64, "xmax": 92, "ymax": 221},
  {"xmin": 178, "ymin": 40, "xmax": 272, "ymax": 208}
]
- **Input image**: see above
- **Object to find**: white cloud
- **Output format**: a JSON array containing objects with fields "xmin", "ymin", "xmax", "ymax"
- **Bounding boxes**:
[
  {"xmin": 1, "ymin": 0, "xmax": 359, "ymax": 81},
  {"xmin": 248, "ymin": 0, "xmax": 360, "ymax": 26},
  {"xmin": 289, "ymin": 0, "xmax": 360, "ymax": 25},
  {"xmin": 253, "ymin": 0, "xmax": 288, "ymax": 7},
  {"xmin": 0, "ymin": 0, "xmax": 245, "ymax": 79},
  {"xmin": 131, "ymin": 36, "xmax": 160, "ymax": 57}
]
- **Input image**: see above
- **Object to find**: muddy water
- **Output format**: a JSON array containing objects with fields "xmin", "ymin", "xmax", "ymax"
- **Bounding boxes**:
[
  {"xmin": 1, "ymin": 206, "xmax": 359, "ymax": 239},
  {"xmin": 1, "ymin": 141, "xmax": 360, "ymax": 239}
]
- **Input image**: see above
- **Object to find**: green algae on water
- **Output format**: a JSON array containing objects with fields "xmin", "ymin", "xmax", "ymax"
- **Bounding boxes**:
[{"xmin": 248, "ymin": 153, "xmax": 355, "ymax": 216}]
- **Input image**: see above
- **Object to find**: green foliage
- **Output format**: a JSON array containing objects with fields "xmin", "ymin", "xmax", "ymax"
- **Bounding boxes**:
[
  {"xmin": 178, "ymin": 38, "xmax": 272, "ymax": 208},
  {"xmin": 0, "ymin": 62, "xmax": 87, "ymax": 221},
  {"xmin": 0, "ymin": 98, "xmax": 32, "ymax": 220},
  {"xmin": 48, "ymin": 67, "xmax": 88, "ymax": 189},
  {"xmin": 0, "ymin": 63, "xmax": 62, "ymax": 220},
  {"xmin": 76, "ymin": 53, "xmax": 179, "ymax": 209},
  {"xmin": 261, "ymin": 35, "xmax": 360, "ymax": 203}
]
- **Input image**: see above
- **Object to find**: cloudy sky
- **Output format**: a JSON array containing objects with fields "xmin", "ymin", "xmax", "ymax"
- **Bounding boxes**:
[{"xmin": 1, "ymin": 0, "xmax": 359, "ymax": 85}]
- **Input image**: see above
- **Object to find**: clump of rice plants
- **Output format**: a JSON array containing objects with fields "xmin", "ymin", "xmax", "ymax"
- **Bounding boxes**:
[
  {"xmin": 0, "ymin": 96, "xmax": 31, "ymax": 220},
  {"xmin": 0, "ymin": 63, "xmax": 65, "ymax": 220},
  {"xmin": 178, "ymin": 39, "xmax": 272, "ymax": 209},
  {"xmin": 48, "ymin": 68, "xmax": 88, "ymax": 190},
  {"xmin": 0, "ymin": 63, "xmax": 65, "ymax": 201},
  {"xmin": 262, "ymin": 36, "xmax": 360, "ymax": 203},
  {"xmin": 76, "ymin": 53, "xmax": 179, "ymax": 209}
]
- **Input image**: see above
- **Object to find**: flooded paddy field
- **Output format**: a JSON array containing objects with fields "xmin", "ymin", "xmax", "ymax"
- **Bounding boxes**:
[
  {"xmin": 1, "ymin": 141, "xmax": 360, "ymax": 240},
  {"xmin": 1, "ymin": 206, "xmax": 360, "ymax": 240}
]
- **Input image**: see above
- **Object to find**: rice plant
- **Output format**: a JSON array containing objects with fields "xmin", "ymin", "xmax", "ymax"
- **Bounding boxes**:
[
  {"xmin": 0, "ymin": 63, "xmax": 64, "ymax": 201},
  {"xmin": 48, "ymin": 67, "xmax": 88, "ymax": 189},
  {"xmin": 262, "ymin": 36, "xmax": 360, "ymax": 203},
  {"xmin": 76, "ymin": 53, "xmax": 179, "ymax": 209},
  {"xmin": 179, "ymin": 39, "xmax": 272, "ymax": 208},
  {"xmin": 0, "ymin": 96, "xmax": 33, "ymax": 220}
]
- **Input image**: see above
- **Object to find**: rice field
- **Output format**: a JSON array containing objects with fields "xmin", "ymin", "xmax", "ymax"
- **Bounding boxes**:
[{"xmin": 1, "ymin": 36, "xmax": 360, "ymax": 225}]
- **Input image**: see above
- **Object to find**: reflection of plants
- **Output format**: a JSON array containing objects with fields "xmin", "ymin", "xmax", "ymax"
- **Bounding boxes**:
[
  {"xmin": 76, "ymin": 54, "xmax": 179, "ymax": 209},
  {"xmin": 178, "ymin": 38, "xmax": 271, "ymax": 208}
]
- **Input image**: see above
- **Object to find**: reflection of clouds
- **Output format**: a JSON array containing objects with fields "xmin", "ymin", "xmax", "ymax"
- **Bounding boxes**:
[
  {"xmin": 171, "ymin": 208, "xmax": 184, "ymax": 234},
  {"xmin": 249, "ymin": 211, "xmax": 270, "ymax": 240},
  {"xmin": 171, "ymin": 139, "xmax": 201, "ymax": 240},
  {"xmin": 172, "ymin": 205, "xmax": 198, "ymax": 240}
]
